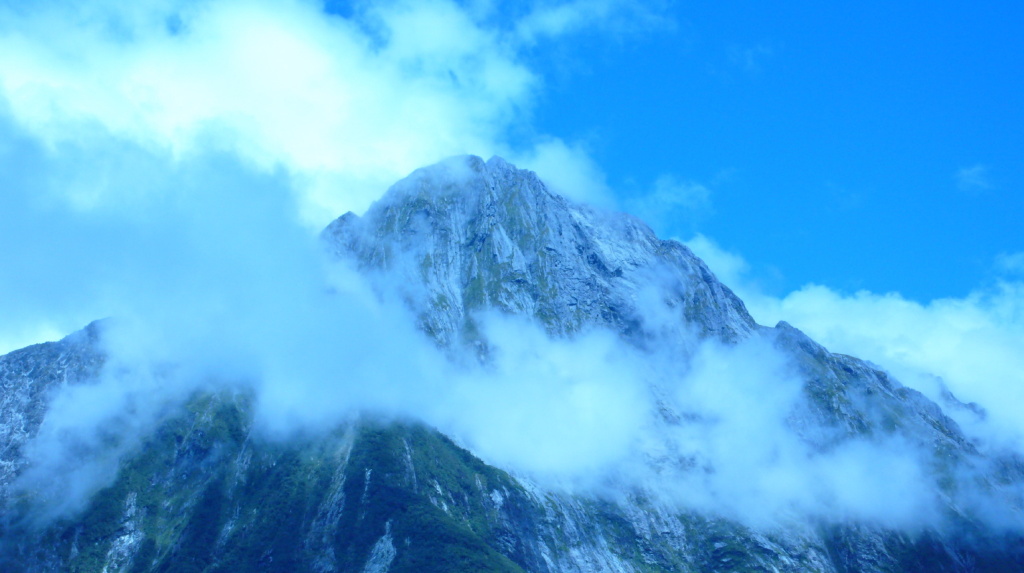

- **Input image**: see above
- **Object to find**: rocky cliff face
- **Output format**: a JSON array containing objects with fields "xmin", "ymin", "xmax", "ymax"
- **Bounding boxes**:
[
  {"xmin": 0, "ymin": 322, "xmax": 105, "ymax": 510},
  {"xmin": 1, "ymin": 156, "xmax": 1022, "ymax": 572}
]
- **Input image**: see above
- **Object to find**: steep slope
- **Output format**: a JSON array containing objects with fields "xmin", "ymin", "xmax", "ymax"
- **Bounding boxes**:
[{"xmin": 1, "ymin": 156, "xmax": 1022, "ymax": 572}]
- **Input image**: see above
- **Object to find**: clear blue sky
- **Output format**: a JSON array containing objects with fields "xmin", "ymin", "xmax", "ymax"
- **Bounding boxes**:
[{"xmin": 528, "ymin": 0, "xmax": 1023, "ymax": 300}]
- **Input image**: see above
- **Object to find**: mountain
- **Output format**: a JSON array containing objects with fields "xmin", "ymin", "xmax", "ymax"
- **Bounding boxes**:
[{"xmin": 1, "ymin": 155, "xmax": 1022, "ymax": 572}]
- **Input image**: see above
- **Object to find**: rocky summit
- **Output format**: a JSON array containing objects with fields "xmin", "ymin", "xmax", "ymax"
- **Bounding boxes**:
[{"xmin": 1, "ymin": 156, "xmax": 1022, "ymax": 572}]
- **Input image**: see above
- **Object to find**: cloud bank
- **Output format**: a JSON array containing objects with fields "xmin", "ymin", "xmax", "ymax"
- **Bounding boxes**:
[{"xmin": 13, "ymin": 272, "xmax": 954, "ymax": 532}]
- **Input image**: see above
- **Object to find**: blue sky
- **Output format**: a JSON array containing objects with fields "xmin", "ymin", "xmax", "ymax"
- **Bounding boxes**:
[
  {"xmin": 527, "ymin": 0, "xmax": 1023, "ymax": 300},
  {"xmin": 0, "ymin": 0, "xmax": 1022, "ymax": 433}
]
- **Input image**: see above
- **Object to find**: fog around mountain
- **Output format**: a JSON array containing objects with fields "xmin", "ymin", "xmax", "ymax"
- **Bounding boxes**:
[{"xmin": 8, "ymin": 157, "xmax": 1021, "ymax": 539}]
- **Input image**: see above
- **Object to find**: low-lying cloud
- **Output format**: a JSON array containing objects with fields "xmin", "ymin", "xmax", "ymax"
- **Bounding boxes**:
[{"xmin": 11, "ymin": 264, "xmax": 954, "ymax": 532}]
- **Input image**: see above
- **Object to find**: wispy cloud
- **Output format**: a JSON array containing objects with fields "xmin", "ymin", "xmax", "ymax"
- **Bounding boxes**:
[
  {"xmin": 996, "ymin": 252, "xmax": 1024, "ymax": 276},
  {"xmin": 727, "ymin": 43, "xmax": 774, "ymax": 74},
  {"xmin": 626, "ymin": 174, "xmax": 714, "ymax": 237},
  {"xmin": 956, "ymin": 163, "xmax": 993, "ymax": 192},
  {"xmin": 513, "ymin": 0, "xmax": 671, "ymax": 45}
]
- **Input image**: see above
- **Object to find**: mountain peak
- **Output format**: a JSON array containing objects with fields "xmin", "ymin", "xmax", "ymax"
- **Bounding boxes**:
[
  {"xmin": 368, "ymin": 155, "xmax": 553, "ymax": 215},
  {"xmin": 324, "ymin": 156, "xmax": 755, "ymax": 348}
]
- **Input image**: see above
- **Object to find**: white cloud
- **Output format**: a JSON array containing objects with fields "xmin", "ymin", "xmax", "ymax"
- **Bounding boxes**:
[
  {"xmin": 652, "ymin": 174, "xmax": 712, "ymax": 212},
  {"xmin": 757, "ymin": 282, "xmax": 1024, "ymax": 445},
  {"xmin": 7, "ymin": 0, "xmax": 1018, "ymax": 536},
  {"xmin": 0, "ymin": 0, "xmax": 528, "ymax": 223},
  {"xmin": 684, "ymin": 233, "xmax": 749, "ymax": 287},
  {"xmin": 429, "ymin": 314, "xmax": 650, "ymax": 480}
]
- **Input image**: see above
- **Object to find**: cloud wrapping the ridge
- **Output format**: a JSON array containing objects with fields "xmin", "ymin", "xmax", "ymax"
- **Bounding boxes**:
[
  {"xmin": 687, "ymin": 234, "xmax": 1024, "ymax": 449},
  {"xmin": 16, "ymin": 278, "xmax": 951, "ymax": 531},
  {"xmin": 1, "ymin": 134, "xmax": 965, "ymax": 531}
]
